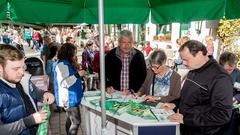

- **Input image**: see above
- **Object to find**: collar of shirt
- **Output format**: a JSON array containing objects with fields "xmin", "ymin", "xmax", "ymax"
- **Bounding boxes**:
[
  {"xmin": 0, "ymin": 77, "xmax": 16, "ymax": 88},
  {"xmin": 155, "ymin": 69, "xmax": 173, "ymax": 86},
  {"xmin": 115, "ymin": 47, "xmax": 137, "ymax": 60}
]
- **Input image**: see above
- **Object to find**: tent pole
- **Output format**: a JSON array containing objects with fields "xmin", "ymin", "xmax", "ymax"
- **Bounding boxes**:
[{"xmin": 98, "ymin": 0, "xmax": 107, "ymax": 134}]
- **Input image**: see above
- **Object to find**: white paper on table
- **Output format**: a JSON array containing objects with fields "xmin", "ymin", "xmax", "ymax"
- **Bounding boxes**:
[
  {"xmin": 132, "ymin": 95, "xmax": 145, "ymax": 103},
  {"xmin": 84, "ymin": 90, "xmax": 101, "ymax": 97},
  {"xmin": 151, "ymin": 108, "xmax": 175, "ymax": 121}
]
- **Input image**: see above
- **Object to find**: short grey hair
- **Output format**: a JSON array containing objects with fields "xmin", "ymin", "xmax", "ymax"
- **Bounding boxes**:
[
  {"xmin": 118, "ymin": 30, "xmax": 133, "ymax": 43},
  {"xmin": 149, "ymin": 50, "xmax": 167, "ymax": 65}
]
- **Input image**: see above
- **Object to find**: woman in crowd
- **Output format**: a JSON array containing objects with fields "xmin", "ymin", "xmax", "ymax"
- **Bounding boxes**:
[
  {"xmin": 205, "ymin": 36, "xmax": 214, "ymax": 56},
  {"xmin": 138, "ymin": 50, "xmax": 181, "ymax": 103},
  {"xmin": 81, "ymin": 40, "xmax": 94, "ymax": 74},
  {"xmin": 53, "ymin": 43, "xmax": 85, "ymax": 135},
  {"xmin": 46, "ymin": 43, "xmax": 58, "ymax": 92}
]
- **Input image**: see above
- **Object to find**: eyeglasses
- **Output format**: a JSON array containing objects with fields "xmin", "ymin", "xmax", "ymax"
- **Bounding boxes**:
[{"xmin": 151, "ymin": 64, "xmax": 161, "ymax": 70}]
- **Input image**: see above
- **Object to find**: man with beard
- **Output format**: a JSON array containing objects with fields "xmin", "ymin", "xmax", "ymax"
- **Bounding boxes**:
[{"xmin": 0, "ymin": 44, "xmax": 54, "ymax": 135}]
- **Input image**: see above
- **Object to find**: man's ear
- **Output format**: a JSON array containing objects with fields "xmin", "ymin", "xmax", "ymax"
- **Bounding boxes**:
[{"xmin": 196, "ymin": 51, "xmax": 204, "ymax": 57}]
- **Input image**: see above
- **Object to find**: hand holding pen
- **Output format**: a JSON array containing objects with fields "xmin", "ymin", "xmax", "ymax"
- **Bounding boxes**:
[{"xmin": 129, "ymin": 89, "xmax": 137, "ymax": 98}]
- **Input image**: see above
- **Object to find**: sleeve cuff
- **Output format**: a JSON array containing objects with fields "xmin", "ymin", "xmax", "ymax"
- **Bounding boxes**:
[
  {"xmin": 23, "ymin": 115, "xmax": 37, "ymax": 128},
  {"xmin": 74, "ymin": 72, "xmax": 81, "ymax": 78},
  {"xmin": 234, "ymin": 94, "xmax": 240, "ymax": 102},
  {"xmin": 156, "ymin": 96, "xmax": 161, "ymax": 101}
]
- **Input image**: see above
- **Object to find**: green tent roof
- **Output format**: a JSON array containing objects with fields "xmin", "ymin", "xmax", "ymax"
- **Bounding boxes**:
[{"xmin": 0, "ymin": 0, "xmax": 240, "ymax": 24}]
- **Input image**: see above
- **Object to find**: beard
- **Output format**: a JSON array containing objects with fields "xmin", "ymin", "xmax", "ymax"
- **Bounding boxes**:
[{"xmin": 2, "ymin": 70, "xmax": 22, "ymax": 84}]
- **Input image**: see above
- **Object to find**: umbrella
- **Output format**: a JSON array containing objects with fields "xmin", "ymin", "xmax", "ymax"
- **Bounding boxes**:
[
  {"xmin": 0, "ymin": 0, "xmax": 6, "ymax": 20},
  {"xmin": 0, "ymin": 0, "xmax": 149, "ymax": 24},
  {"xmin": 1, "ymin": 0, "xmax": 240, "ymax": 24},
  {"xmin": 151, "ymin": 0, "xmax": 240, "ymax": 24},
  {"xmin": 0, "ymin": 0, "xmax": 87, "ymax": 23},
  {"xmin": 225, "ymin": 0, "xmax": 240, "ymax": 19}
]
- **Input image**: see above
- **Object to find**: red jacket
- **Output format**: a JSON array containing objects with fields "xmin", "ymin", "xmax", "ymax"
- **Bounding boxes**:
[
  {"xmin": 93, "ymin": 51, "xmax": 100, "ymax": 73},
  {"xmin": 144, "ymin": 46, "xmax": 152, "ymax": 56}
]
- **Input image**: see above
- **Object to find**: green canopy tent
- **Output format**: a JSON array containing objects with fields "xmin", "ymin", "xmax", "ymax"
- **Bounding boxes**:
[
  {"xmin": 0, "ymin": 0, "xmax": 6, "ymax": 20},
  {"xmin": 1, "ymin": 0, "xmax": 240, "ymax": 24},
  {"xmin": 151, "ymin": 0, "xmax": 224, "ymax": 24},
  {"xmin": 151, "ymin": 0, "xmax": 240, "ymax": 24},
  {"xmin": 225, "ymin": 0, "xmax": 240, "ymax": 19},
  {"xmin": 0, "ymin": 0, "xmax": 149, "ymax": 24}
]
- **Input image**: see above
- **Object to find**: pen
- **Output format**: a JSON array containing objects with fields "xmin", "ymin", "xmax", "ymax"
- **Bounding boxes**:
[
  {"xmin": 129, "ymin": 89, "xmax": 137, "ymax": 97},
  {"xmin": 149, "ymin": 108, "xmax": 160, "ymax": 122}
]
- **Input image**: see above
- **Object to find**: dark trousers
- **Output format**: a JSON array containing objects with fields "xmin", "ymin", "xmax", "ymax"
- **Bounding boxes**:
[
  {"xmin": 220, "ymin": 108, "xmax": 240, "ymax": 135},
  {"xmin": 65, "ymin": 106, "xmax": 81, "ymax": 135},
  {"xmin": 26, "ymin": 39, "xmax": 31, "ymax": 47}
]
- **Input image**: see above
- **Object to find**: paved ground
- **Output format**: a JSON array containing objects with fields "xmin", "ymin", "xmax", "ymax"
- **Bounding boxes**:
[{"xmin": 49, "ymin": 105, "xmax": 86, "ymax": 135}]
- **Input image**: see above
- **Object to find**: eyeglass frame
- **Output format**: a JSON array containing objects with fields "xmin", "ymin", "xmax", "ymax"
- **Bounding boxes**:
[{"xmin": 150, "ymin": 64, "xmax": 162, "ymax": 70}]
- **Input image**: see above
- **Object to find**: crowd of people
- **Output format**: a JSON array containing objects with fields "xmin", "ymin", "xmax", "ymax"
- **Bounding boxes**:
[{"xmin": 0, "ymin": 25, "xmax": 240, "ymax": 135}]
